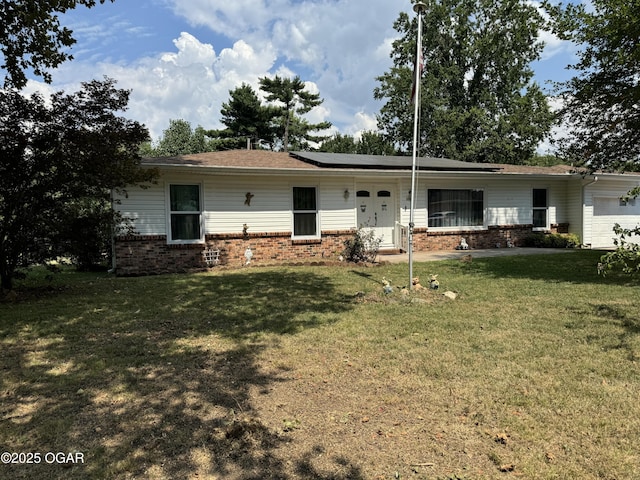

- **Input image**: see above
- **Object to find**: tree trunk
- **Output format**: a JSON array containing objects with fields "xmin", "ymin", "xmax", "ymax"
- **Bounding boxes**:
[
  {"xmin": 0, "ymin": 270, "xmax": 13, "ymax": 292},
  {"xmin": 0, "ymin": 249, "xmax": 15, "ymax": 292},
  {"xmin": 283, "ymin": 109, "xmax": 291, "ymax": 152}
]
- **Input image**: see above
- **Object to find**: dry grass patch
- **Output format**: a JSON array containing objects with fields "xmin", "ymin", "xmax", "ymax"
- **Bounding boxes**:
[{"xmin": 1, "ymin": 251, "xmax": 639, "ymax": 479}]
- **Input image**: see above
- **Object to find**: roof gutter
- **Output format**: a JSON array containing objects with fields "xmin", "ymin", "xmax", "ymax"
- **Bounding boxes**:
[{"xmin": 141, "ymin": 162, "xmax": 577, "ymax": 179}]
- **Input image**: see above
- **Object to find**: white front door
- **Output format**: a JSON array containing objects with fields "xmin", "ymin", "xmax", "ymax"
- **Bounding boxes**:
[{"xmin": 356, "ymin": 188, "xmax": 395, "ymax": 248}]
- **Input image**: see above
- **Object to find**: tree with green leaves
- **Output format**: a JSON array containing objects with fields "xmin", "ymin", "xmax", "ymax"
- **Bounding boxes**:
[
  {"xmin": 357, "ymin": 131, "xmax": 398, "ymax": 156},
  {"xmin": 210, "ymin": 83, "xmax": 277, "ymax": 150},
  {"xmin": 156, "ymin": 119, "xmax": 208, "ymax": 156},
  {"xmin": 0, "ymin": 78, "xmax": 155, "ymax": 290},
  {"xmin": 143, "ymin": 119, "xmax": 219, "ymax": 157},
  {"xmin": 545, "ymin": 0, "xmax": 640, "ymax": 275},
  {"xmin": 375, "ymin": 0, "xmax": 554, "ymax": 164},
  {"xmin": 545, "ymin": 0, "xmax": 640, "ymax": 172},
  {"xmin": 319, "ymin": 133, "xmax": 358, "ymax": 153},
  {"xmin": 157, "ymin": 119, "xmax": 195, "ymax": 156},
  {"xmin": 1, "ymin": 0, "xmax": 114, "ymax": 89},
  {"xmin": 259, "ymin": 75, "xmax": 332, "ymax": 151},
  {"xmin": 319, "ymin": 131, "xmax": 398, "ymax": 155}
]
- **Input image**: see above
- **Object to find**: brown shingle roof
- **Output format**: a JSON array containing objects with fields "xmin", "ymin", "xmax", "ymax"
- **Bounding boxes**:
[
  {"xmin": 142, "ymin": 149, "xmax": 611, "ymax": 177},
  {"xmin": 489, "ymin": 163, "xmax": 578, "ymax": 175},
  {"xmin": 142, "ymin": 150, "xmax": 318, "ymax": 169}
]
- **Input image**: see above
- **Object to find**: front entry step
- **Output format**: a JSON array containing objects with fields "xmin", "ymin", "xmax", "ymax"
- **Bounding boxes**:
[{"xmin": 378, "ymin": 248, "xmax": 404, "ymax": 255}]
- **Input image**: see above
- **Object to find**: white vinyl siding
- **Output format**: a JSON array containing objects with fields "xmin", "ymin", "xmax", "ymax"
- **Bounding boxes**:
[
  {"xmin": 566, "ymin": 181, "xmax": 583, "ymax": 242},
  {"xmin": 114, "ymin": 184, "xmax": 167, "ymax": 235},
  {"xmin": 203, "ymin": 178, "xmax": 292, "ymax": 233},
  {"xmin": 484, "ymin": 185, "xmax": 525, "ymax": 226},
  {"xmin": 114, "ymin": 170, "xmax": 593, "ymax": 242},
  {"xmin": 317, "ymin": 180, "xmax": 357, "ymax": 231}
]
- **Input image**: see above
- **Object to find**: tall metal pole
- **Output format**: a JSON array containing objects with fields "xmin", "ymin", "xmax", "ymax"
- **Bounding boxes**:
[{"xmin": 409, "ymin": 1, "xmax": 426, "ymax": 289}]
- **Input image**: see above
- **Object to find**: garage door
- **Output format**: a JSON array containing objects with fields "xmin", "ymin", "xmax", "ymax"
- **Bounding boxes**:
[{"xmin": 592, "ymin": 197, "xmax": 640, "ymax": 248}]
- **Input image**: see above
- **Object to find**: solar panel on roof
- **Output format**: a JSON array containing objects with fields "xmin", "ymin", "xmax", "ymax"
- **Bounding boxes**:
[{"xmin": 289, "ymin": 151, "xmax": 501, "ymax": 171}]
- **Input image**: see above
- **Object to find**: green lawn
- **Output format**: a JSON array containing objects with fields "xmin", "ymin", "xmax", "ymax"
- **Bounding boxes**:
[{"xmin": 1, "ymin": 251, "xmax": 639, "ymax": 479}]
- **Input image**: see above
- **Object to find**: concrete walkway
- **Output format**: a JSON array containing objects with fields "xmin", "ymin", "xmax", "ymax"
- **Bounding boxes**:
[{"xmin": 377, "ymin": 247, "xmax": 577, "ymax": 263}]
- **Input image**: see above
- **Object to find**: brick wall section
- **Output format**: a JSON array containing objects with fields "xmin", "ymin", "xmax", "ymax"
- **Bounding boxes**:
[
  {"xmin": 114, "ymin": 231, "xmax": 355, "ymax": 276},
  {"xmin": 413, "ymin": 224, "xmax": 569, "ymax": 250},
  {"xmin": 413, "ymin": 225, "xmax": 532, "ymax": 250},
  {"xmin": 114, "ymin": 223, "xmax": 570, "ymax": 275},
  {"xmin": 206, "ymin": 231, "xmax": 352, "ymax": 268}
]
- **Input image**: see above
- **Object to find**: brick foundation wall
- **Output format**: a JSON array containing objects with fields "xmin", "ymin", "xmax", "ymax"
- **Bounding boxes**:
[
  {"xmin": 412, "ymin": 224, "xmax": 569, "ymax": 251},
  {"xmin": 205, "ymin": 231, "xmax": 352, "ymax": 267},
  {"xmin": 114, "ymin": 231, "xmax": 355, "ymax": 276},
  {"xmin": 115, "ymin": 223, "xmax": 570, "ymax": 276},
  {"xmin": 413, "ymin": 225, "xmax": 534, "ymax": 250}
]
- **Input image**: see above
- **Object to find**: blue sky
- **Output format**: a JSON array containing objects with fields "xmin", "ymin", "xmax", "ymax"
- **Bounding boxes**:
[{"xmin": 24, "ymin": 0, "xmax": 581, "ymax": 151}]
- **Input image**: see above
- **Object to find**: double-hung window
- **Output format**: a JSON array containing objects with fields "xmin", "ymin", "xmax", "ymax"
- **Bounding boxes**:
[
  {"xmin": 292, "ymin": 187, "xmax": 318, "ymax": 237},
  {"xmin": 168, "ymin": 184, "xmax": 203, "ymax": 242},
  {"xmin": 532, "ymin": 188, "xmax": 548, "ymax": 230},
  {"xmin": 427, "ymin": 189, "xmax": 484, "ymax": 228}
]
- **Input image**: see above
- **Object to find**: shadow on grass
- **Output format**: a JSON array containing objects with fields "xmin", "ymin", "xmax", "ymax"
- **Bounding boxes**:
[
  {"xmin": 0, "ymin": 269, "xmax": 363, "ymax": 479},
  {"xmin": 444, "ymin": 250, "xmax": 636, "ymax": 285},
  {"xmin": 349, "ymin": 269, "xmax": 380, "ymax": 285},
  {"xmin": 566, "ymin": 302, "xmax": 640, "ymax": 362}
]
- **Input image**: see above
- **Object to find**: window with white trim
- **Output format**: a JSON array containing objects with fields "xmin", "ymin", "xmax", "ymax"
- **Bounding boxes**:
[
  {"xmin": 168, "ymin": 184, "xmax": 203, "ymax": 242},
  {"xmin": 292, "ymin": 187, "xmax": 318, "ymax": 237},
  {"xmin": 427, "ymin": 189, "xmax": 484, "ymax": 228},
  {"xmin": 532, "ymin": 188, "xmax": 548, "ymax": 230}
]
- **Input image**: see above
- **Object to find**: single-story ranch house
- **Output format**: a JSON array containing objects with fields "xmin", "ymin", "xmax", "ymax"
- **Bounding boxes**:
[{"xmin": 113, "ymin": 150, "xmax": 640, "ymax": 276}]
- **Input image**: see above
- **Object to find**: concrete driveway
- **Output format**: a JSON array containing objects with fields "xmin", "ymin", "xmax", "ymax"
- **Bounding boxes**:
[{"xmin": 378, "ymin": 247, "xmax": 579, "ymax": 263}]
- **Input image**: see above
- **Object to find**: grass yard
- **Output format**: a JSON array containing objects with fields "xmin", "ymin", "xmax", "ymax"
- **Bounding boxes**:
[{"xmin": 1, "ymin": 250, "xmax": 639, "ymax": 479}]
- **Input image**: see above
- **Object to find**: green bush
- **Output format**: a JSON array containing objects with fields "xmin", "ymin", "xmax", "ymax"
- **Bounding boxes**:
[
  {"xmin": 522, "ymin": 232, "xmax": 580, "ymax": 248},
  {"xmin": 598, "ymin": 223, "xmax": 640, "ymax": 277}
]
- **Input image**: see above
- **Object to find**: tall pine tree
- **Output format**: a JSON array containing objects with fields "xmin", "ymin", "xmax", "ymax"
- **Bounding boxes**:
[
  {"xmin": 215, "ymin": 83, "xmax": 276, "ymax": 149},
  {"xmin": 259, "ymin": 75, "xmax": 331, "ymax": 151}
]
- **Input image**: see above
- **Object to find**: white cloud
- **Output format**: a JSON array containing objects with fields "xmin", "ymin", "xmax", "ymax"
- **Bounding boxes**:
[
  {"xmin": 349, "ymin": 112, "xmax": 379, "ymax": 140},
  {"xmin": 39, "ymin": 0, "xmax": 412, "ymax": 142},
  {"xmin": 167, "ymin": 0, "xmax": 409, "ymax": 130},
  {"xmin": 171, "ymin": 0, "xmax": 275, "ymax": 39},
  {"xmin": 160, "ymin": 32, "xmax": 217, "ymax": 67},
  {"xmin": 36, "ymin": 0, "xmax": 575, "ymax": 151},
  {"xmin": 528, "ymin": 0, "xmax": 579, "ymax": 62},
  {"xmin": 32, "ymin": 34, "xmax": 279, "ymax": 141}
]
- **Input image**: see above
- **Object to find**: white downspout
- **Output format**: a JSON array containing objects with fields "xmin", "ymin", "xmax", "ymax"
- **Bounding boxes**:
[{"xmin": 582, "ymin": 175, "xmax": 598, "ymax": 248}]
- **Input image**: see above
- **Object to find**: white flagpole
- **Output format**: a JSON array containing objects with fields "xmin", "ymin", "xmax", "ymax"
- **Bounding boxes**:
[{"xmin": 409, "ymin": 1, "xmax": 426, "ymax": 289}]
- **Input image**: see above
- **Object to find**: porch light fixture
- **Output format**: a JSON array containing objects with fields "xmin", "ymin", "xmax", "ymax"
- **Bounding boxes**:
[{"xmin": 344, "ymin": 189, "xmax": 350, "ymax": 201}]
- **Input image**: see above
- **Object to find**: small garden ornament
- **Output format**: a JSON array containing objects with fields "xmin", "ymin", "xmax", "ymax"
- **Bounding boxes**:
[
  {"xmin": 382, "ymin": 277, "xmax": 393, "ymax": 294},
  {"xmin": 456, "ymin": 237, "xmax": 469, "ymax": 250}
]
